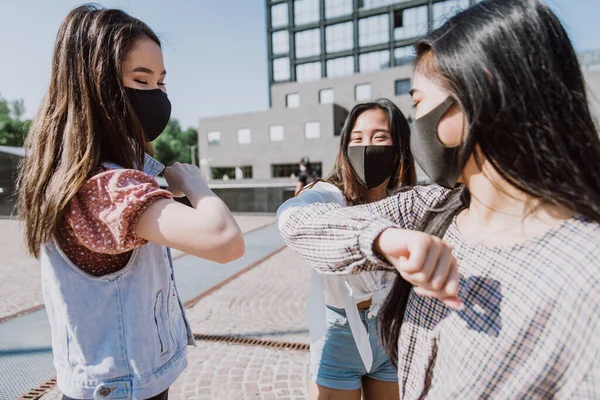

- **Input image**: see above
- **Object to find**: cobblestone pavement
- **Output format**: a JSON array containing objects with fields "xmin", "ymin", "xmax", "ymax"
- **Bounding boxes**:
[
  {"xmin": 41, "ymin": 342, "xmax": 310, "ymax": 400},
  {"xmin": 186, "ymin": 249, "xmax": 310, "ymax": 344},
  {"xmin": 39, "ymin": 248, "xmax": 312, "ymax": 400},
  {"xmin": 0, "ymin": 215, "xmax": 276, "ymax": 320}
]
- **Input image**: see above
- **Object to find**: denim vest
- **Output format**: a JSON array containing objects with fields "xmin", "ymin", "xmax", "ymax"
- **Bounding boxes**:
[{"xmin": 40, "ymin": 155, "xmax": 194, "ymax": 399}]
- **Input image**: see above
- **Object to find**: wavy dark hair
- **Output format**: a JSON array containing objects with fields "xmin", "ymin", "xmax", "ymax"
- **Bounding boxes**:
[
  {"xmin": 17, "ymin": 4, "xmax": 160, "ymax": 257},
  {"xmin": 379, "ymin": 0, "xmax": 600, "ymax": 365},
  {"xmin": 327, "ymin": 99, "xmax": 416, "ymax": 205}
]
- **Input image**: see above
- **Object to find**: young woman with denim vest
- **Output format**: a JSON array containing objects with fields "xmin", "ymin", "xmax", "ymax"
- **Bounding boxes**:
[
  {"xmin": 278, "ymin": 99, "xmax": 418, "ymax": 400},
  {"xmin": 17, "ymin": 5, "xmax": 245, "ymax": 399}
]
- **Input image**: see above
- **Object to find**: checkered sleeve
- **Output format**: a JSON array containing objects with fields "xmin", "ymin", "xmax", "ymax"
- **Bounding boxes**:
[
  {"xmin": 277, "ymin": 185, "xmax": 453, "ymax": 275},
  {"xmin": 569, "ymin": 356, "xmax": 600, "ymax": 399}
]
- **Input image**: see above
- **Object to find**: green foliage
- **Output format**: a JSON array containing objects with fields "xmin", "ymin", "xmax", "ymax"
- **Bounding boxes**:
[
  {"xmin": 153, "ymin": 119, "xmax": 199, "ymax": 167},
  {"xmin": 0, "ymin": 94, "xmax": 30, "ymax": 146}
]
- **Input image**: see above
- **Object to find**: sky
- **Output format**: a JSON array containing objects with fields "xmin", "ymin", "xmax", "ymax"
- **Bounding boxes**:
[{"xmin": 0, "ymin": 0, "xmax": 599, "ymax": 129}]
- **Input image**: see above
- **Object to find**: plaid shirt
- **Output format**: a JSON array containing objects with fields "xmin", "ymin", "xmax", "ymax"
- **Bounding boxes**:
[{"xmin": 277, "ymin": 185, "xmax": 600, "ymax": 399}]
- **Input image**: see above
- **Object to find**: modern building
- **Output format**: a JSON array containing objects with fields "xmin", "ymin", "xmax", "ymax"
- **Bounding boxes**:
[{"xmin": 198, "ymin": 1, "xmax": 600, "ymax": 188}]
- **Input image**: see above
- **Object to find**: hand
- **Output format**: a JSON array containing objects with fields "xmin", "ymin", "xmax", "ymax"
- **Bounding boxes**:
[
  {"xmin": 375, "ymin": 228, "xmax": 462, "ymax": 309},
  {"xmin": 163, "ymin": 163, "xmax": 210, "ymax": 198}
]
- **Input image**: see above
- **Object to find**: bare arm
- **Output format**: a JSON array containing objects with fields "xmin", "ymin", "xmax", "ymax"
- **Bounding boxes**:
[{"xmin": 136, "ymin": 163, "xmax": 244, "ymax": 264}]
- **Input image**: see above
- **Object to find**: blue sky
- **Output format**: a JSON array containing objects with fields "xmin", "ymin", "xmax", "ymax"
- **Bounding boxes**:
[{"xmin": 0, "ymin": 0, "xmax": 598, "ymax": 129}]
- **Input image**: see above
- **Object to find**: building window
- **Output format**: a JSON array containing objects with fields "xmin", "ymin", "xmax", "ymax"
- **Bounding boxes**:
[
  {"xmin": 326, "ymin": 56, "xmax": 354, "ymax": 78},
  {"xmin": 433, "ymin": 0, "xmax": 470, "ymax": 29},
  {"xmin": 355, "ymin": 83, "xmax": 372, "ymax": 101},
  {"xmin": 319, "ymin": 88, "xmax": 334, "ymax": 104},
  {"xmin": 359, "ymin": 0, "xmax": 402, "ymax": 10},
  {"xmin": 325, "ymin": 22, "xmax": 354, "ymax": 53},
  {"xmin": 304, "ymin": 121, "xmax": 321, "ymax": 140},
  {"xmin": 271, "ymin": 3, "xmax": 289, "ymax": 28},
  {"xmin": 270, "ymin": 125, "xmax": 285, "ymax": 142},
  {"xmin": 272, "ymin": 162, "xmax": 323, "ymax": 178},
  {"xmin": 359, "ymin": 14, "xmax": 389, "ymax": 47},
  {"xmin": 286, "ymin": 93, "xmax": 300, "ymax": 108},
  {"xmin": 211, "ymin": 166, "xmax": 253, "ymax": 180},
  {"xmin": 325, "ymin": 0, "xmax": 353, "ymax": 19},
  {"xmin": 295, "ymin": 29, "xmax": 321, "ymax": 59},
  {"xmin": 273, "ymin": 57, "xmax": 290, "ymax": 81},
  {"xmin": 297, "ymin": 61, "xmax": 322, "ymax": 82},
  {"xmin": 237, "ymin": 128, "xmax": 252, "ymax": 145},
  {"xmin": 394, "ymin": 6, "xmax": 428, "ymax": 40},
  {"xmin": 395, "ymin": 78, "xmax": 411, "ymax": 96},
  {"xmin": 294, "ymin": 0, "xmax": 320, "ymax": 26},
  {"xmin": 394, "ymin": 46, "xmax": 415, "ymax": 66},
  {"xmin": 207, "ymin": 131, "xmax": 221, "ymax": 146},
  {"xmin": 272, "ymin": 31, "xmax": 289, "ymax": 55},
  {"xmin": 359, "ymin": 50, "xmax": 390, "ymax": 73}
]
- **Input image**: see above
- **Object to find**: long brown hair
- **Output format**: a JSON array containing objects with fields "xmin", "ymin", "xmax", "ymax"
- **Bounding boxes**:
[
  {"xmin": 17, "ymin": 4, "xmax": 160, "ymax": 257},
  {"xmin": 327, "ymin": 99, "xmax": 416, "ymax": 205}
]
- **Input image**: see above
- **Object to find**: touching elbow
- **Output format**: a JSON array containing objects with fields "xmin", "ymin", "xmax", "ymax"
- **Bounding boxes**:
[{"xmin": 214, "ymin": 226, "xmax": 245, "ymax": 264}]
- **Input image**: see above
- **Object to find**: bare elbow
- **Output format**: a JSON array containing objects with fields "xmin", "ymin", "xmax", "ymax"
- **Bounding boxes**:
[{"xmin": 213, "ymin": 226, "xmax": 245, "ymax": 264}]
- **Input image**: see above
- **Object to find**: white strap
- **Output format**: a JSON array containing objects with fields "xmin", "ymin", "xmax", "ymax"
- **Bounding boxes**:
[
  {"xmin": 339, "ymin": 277, "xmax": 374, "ymax": 372},
  {"xmin": 306, "ymin": 269, "xmax": 327, "ymax": 344}
]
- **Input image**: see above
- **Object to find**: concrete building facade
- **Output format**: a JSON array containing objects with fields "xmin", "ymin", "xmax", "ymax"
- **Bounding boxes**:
[{"xmin": 198, "ymin": 0, "xmax": 600, "ymax": 184}]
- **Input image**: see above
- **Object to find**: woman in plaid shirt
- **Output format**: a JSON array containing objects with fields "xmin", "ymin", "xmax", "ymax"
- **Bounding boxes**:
[{"xmin": 278, "ymin": 0, "xmax": 600, "ymax": 398}]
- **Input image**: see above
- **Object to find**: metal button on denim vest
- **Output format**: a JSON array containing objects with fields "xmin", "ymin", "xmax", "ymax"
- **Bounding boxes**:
[{"xmin": 40, "ymin": 155, "xmax": 194, "ymax": 399}]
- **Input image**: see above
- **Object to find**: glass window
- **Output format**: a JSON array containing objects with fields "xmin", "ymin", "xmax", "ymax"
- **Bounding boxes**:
[
  {"xmin": 325, "ymin": 0, "xmax": 353, "ymax": 19},
  {"xmin": 359, "ymin": 0, "xmax": 408, "ymax": 10},
  {"xmin": 433, "ymin": 0, "xmax": 470, "ymax": 29},
  {"xmin": 355, "ymin": 83, "xmax": 372, "ymax": 101},
  {"xmin": 237, "ymin": 128, "xmax": 251, "ymax": 145},
  {"xmin": 271, "ymin": 3, "xmax": 289, "ymax": 28},
  {"xmin": 272, "ymin": 162, "xmax": 323, "ymax": 178},
  {"xmin": 359, "ymin": 50, "xmax": 390, "ymax": 73},
  {"xmin": 286, "ymin": 93, "xmax": 300, "ymax": 108},
  {"xmin": 273, "ymin": 57, "xmax": 290, "ymax": 81},
  {"xmin": 319, "ymin": 88, "xmax": 334, "ymax": 104},
  {"xmin": 305, "ymin": 121, "xmax": 321, "ymax": 140},
  {"xmin": 359, "ymin": 14, "xmax": 389, "ymax": 47},
  {"xmin": 327, "ymin": 56, "xmax": 354, "ymax": 78},
  {"xmin": 207, "ymin": 131, "xmax": 220, "ymax": 146},
  {"xmin": 325, "ymin": 22, "xmax": 354, "ymax": 53},
  {"xmin": 297, "ymin": 62, "xmax": 322, "ymax": 82},
  {"xmin": 272, "ymin": 31, "xmax": 289, "ymax": 55},
  {"xmin": 394, "ymin": 46, "xmax": 415, "ymax": 66},
  {"xmin": 394, "ymin": 6, "xmax": 428, "ymax": 40},
  {"xmin": 294, "ymin": 0, "xmax": 320, "ymax": 25},
  {"xmin": 270, "ymin": 125, "xmax": 285, "ymax": 142},
  {"xmin": 211, "ymin": 166, "xmax": 253, "ymax": 180},
  {"xmin": 395, "ymin": 78, "xmax": 411, "ymax": 95},
  {"xmin": 295, "ymin": 29, "xmax": 321, "ymax": 58}
]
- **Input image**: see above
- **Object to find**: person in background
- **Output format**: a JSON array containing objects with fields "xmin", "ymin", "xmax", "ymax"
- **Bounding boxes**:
[{"xmin": 296, "ymin": 156, "xmax": 318, "ymax": 194}]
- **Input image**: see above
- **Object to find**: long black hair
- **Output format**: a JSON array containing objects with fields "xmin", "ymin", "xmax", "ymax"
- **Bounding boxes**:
[
  {"xmin": 328, "ymin": 98, "xmax": 416, "ymax": 205},
  {"xmin": 379, "ymin": 0, "xmax": 600, "ymax": 365}
]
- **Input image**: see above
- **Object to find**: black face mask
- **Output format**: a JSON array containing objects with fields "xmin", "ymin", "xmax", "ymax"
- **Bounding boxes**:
[
  {"xmin": 347, "ymin": 145, "xmax": 396, "ymax": 189},
  {"xmin": 411, "ymin": 97, "xmax": 461, "ymax": 188},
  {"xmin": 125, "ymin": 87, "xmax": 171, "ymax": 142}
]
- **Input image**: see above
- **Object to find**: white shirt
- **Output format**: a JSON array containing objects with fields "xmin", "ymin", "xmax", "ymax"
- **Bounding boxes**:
[{"xmin": 277, "ymin": 182, "xmax": 395, "ymax": 371}]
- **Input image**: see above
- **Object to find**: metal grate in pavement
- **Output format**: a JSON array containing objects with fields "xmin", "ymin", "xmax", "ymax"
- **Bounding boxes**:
[
  {"xmin": 17, "ymin": 378, "xmax": 57, "ymax": 400},
  {"xmin": 193, "ymin": 333, "xmax": 310, "ymax": 351}
]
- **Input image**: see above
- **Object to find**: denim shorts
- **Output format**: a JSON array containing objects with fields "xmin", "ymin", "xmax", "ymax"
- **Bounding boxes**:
[{"xmin": 310, "ymin": 305, "xmax": 398, "ymax": 391}]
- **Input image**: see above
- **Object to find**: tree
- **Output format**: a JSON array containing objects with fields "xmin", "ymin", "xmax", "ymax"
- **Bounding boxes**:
[
  {"xmin": 0, "ymin": 94, "xmax": 29, "ymax": 146},
  {"xmin": 152, "ymin": 119, "xmax": 199, "ymax": 167}
]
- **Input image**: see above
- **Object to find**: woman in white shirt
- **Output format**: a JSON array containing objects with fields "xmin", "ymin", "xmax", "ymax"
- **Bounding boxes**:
[{"xmin": 278, "ymin": 99, "xmax": 415, "ymax": 400}]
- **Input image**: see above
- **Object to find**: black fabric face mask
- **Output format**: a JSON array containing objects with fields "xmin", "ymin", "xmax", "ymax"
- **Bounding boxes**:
[
  {"xmin": 411, "ymin": 97, "xmax": 461, "ymax": 188},
  {"xmin": 125, "ymin": 87, "xmax": 171, "ymax": 142},
  {"xmin": 347, "ymin": 145, "xmax": 396, "ymax": 189}
]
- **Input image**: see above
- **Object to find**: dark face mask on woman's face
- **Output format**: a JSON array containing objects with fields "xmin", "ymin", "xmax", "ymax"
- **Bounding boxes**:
[
  {"xmin": 125, "ymin": 87, "xmax": 171, "ymax": 142},
  {"xmin": 347, "ymin": 145, "xmax": 396, "ymax": 189},
  {"xmin": 410, "ymin": 97, "xmax": 462, "ymax": 188}
]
